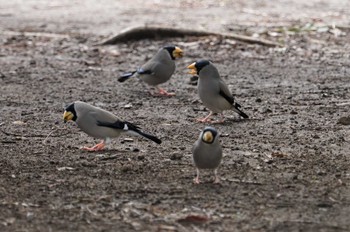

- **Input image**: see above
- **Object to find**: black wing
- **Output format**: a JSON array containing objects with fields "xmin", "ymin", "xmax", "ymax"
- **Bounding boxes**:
[
  {"xmin": 118, "ymin": 71, "xmax": 137, "ymax": 82},
  {"xmin": 96, "ymin": 120, "xmax": 161, "ymax": 144},
  {"xmin": 219, "ymin": 89, "xmax": 234, "ymax": 105},
  {"xmin": 219, "ymin": 90, "xmax": 249, "ymax": 119},
  {"xmin": 96, "ymin": 120, "xmax": 140, "ymax": 130},
  {"xmin": 137, "ymin": 68, "xmax": 153, "ymax": 75}
]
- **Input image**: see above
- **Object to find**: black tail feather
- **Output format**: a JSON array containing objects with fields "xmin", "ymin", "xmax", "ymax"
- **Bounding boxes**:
[
  {"xmin": 118, "ymin": 71, "xmax": 137, "ymax": 82},
  {"xmin": 124, "ymin": 122, "xmax": 162, "ymax": 144},
  {"xmin": 233, "ymin": 103, "xmax": 249, "ymax": 119},
  {"xmin": 135, "ymin": 130, "xmax": 162, "ymax": 144}
]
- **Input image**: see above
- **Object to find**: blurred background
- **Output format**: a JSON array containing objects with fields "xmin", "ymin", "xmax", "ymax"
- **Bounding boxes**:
[{"xmin": 1, "ymin": 0, "xmax": 349, "ymax": 36}]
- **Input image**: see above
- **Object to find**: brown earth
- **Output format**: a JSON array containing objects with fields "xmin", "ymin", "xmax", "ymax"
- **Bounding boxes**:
[{"xmin": 0, "ymin": 1, "xmax": 350, "ymax": 231}]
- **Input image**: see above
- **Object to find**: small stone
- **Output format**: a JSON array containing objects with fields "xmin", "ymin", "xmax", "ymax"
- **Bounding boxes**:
[
  {"xmin": 313, "ymin": 134, "xmax": 320, "ymax": 139},
  {"xmin": 109, "ymin": 49, "xmax": 121, "ymax": 57},
  {"xmin": 189, "ymin": 75, "xmax": 198, "ymax": 85},
  {"xmin": 317, "ymin": 202, "xmax": 332, "ymax": 208},
  {"xmin": 123, "ymin": 138, "xmax": 134, "ymax": 142},
  {"xmin": 317, "ymin": 170, "xmax": 327, "ymax": 176},
  {"xmin": 261, "ymin": 108, "xmax": 272, "ymax": 114},
  {"xmin": 137, "ymin": 154, "xmax": 144, "ymax": 160},
  {"xmin": 26, "ymin": 212, "xmax": 34, "ymax": 221},
  {"xmin": 255, "ymin": 98, "xmax": 262, "ymax": 103},
  {"xmin": 57, "ymin": 167, "xmax": 74, "ymax": 171},
  {"xmin": 337, "ymin": 116, "xmax": 350, "ymax": 125},
  {"xmin": 170, "ymin": 153, "xmax": 183, "ymax": 160},
  {"xmin": 190, "ymin": 75, "xmax": 198, "ymax": 81},
  {"xmin": 121, "ymin": 164, "xmax": 133, "ymax": 173},
  {"xmin": 290, "ymin": 110, "xmax": 298, "ymax": 115},
  {"xmin": 124, "ymin": 104, "xmax": 132, "ymax": 109},
  {"xmin": 13, "ymin": 120, "xmax": 26, "ymax": 125}
]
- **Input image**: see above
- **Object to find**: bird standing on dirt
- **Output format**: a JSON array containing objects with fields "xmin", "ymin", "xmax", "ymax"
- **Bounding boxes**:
[
  {"xmin": 192, "ymin": 126, "xmax": 222, "ymax": 184},
  {"xmin": 119, "ymin": 46, "xmax": 183, "ymax": 96},
  {"xmin": 187, "ymin": 59, "xmax": 249, "ymax": 123},
  {"xmin": 63, "ymin": 101, "xmax": 161, "ymax": 151}
]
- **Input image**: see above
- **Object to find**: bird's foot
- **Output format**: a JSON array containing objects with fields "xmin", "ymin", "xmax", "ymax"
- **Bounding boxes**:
[
  {"xmin": 212, "ymin": 114, "xmax": 225, "ymax": 124},
  {"xmin": 158, "ymin": 88, "xmax": 175, "ymax": 96},
  {"xmin": 193, "ymin": 177, "xmax": 201, "ymax": 184},
  {"xmin": 81, "ymin": 142, "xmax": 105, "ymax": 151},
  {"xmin": 212, "ymin": 119, "xmax": 225, "ymax": 124},
  {"xmin": 196, "ymin": 112, "xmax": 213, "ymax": 123},
  {"xmin": 196, "ymin": 118, "xmax": 212, "ymax": 123},
  {"xmin": 213, "ymin": 176, "xmax": 221, "ymax": 184}
]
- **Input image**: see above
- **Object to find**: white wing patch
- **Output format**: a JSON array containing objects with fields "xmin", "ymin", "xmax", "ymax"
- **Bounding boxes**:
[{"xmin": 123, "ymin": 124, "xmax": 129, "ymax": 131}]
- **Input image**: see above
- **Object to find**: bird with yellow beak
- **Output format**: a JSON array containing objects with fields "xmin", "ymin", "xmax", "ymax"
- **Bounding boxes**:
[
  {"xmin": 192, "ymin": 126, "xmax": 222, "ymax": 184},
  {"xmin": 187, "ymin": 59, "xmax": 248, "ymax": 123},
  {"xmin": 63, "ymin": 101, "xmax": 161, "ymax": 151},
  {"xmin": 119, "ymin": 46, "xmax": 183, "ymax": 96}
]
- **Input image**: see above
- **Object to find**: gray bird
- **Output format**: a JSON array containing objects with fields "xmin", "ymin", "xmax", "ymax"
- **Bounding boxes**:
[
  {"xmin": 187, "ymin": 60, "xmax": 248, "ymax": 123},
  {"xmin": 192, "ymin": 126, "xmax": 222, "ymax": 184},
  {"xmin": 63, "ymin": 101, "xmax": 161, "ymax": 151},
  {"xmin": 119, "ymin": 46, "xmax": 183, "ymax": 96}
]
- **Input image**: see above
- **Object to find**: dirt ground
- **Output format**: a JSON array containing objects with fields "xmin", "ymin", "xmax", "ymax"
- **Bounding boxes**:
[{"xmin": 1, "ymin": 0, "xmax": 350, "ymax": 231}]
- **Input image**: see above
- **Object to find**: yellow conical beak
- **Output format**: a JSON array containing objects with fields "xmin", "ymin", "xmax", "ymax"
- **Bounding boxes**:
[
  {"xmin": 202, "ymin": 131, "xmax": 214, "ymax": 143},
  {"xmin": 63, "ymin": 111, "xmax": 74, "ymax": 123},
  {"xmin": 187, "ymin": 62, "xmax": 197, "ymax": 75},
  {"xmin": 173, "ymin": 47, "xmax": 183, "ymax": 58}
]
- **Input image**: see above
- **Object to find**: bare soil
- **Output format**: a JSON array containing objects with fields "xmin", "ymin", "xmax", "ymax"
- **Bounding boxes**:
[{"xmin": 0, "ymin": 1, "xmax": 350, "ymax": 231}]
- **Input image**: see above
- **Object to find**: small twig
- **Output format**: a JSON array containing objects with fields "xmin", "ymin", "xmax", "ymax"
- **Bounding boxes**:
[
  {"xmin": 42, "ymin": 126, "xmax": 68, "ymax": 144},
  {"xmin": 223, "ymin": 178, "xmax": 263, "ymax": 185},
  {"xmin": 98, "ymin": 25, "xmax": 283, "ymax": 47},
  {"xmin": 333, "ymin": 24, "xmax": 350, "ymax": 30},
  {"xmin": 1, "ymin": 127, "xmax": 69, "ymax": 141},
  {"xmin": 85, "ymin": 206, "xmax": 98, "ymax": 216},
  {"xmin": 99, "ymin": 155, "xmax": 119, "ymax": 161},
  {"xmin": 1, "ymin": 140, "xmax": 16, "ymax": 144},
  {"xmin": 2, "ymin": 30, "xmax": 70, "ymax": 39},
  {"xmin": 273, "ymin": 219, "xmax": 348, "ymax": 230},
  {"xmin": 0, "ymin": 129, "xmax": 21, "ymax": 137}
]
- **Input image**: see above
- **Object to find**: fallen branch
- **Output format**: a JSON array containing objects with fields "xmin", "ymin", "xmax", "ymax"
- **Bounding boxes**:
[{"xmin": 99, "ymin": 26, "xmax": 283, "ymax": 47}]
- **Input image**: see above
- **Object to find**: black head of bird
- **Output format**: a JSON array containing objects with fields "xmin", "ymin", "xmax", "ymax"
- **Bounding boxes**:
[
  {"xmin": 163, "ymin": 46, "xmax": 183, "ymax": 60},
  {"xmin": 201, "ymin": 126, "xmax": 218, "ymax": 144},
  {"xmin": 187, "ymin": 59, "xmax": 211, "ymax": 75},
  {"xmin": 63, "ymin": 102, "xmax": 77, "ymax": 122}
]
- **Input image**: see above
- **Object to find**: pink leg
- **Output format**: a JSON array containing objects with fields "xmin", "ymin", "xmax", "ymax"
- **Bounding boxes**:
[
  {"xmin": 196, "ymin": 111, "xmax": 213, "ymax": 123},
  {"xmin": 213, "ymin": 169, "xmax": 220, "ymax": 184},
  {"xmin": 212, "ymin": 113, "xmax": 225, "ymax": 124},
  {"xmin": 193, "ymin": 169, "xmax": 201, "ymax": 184},
  {"xmin": 81, "ymin": 140, "xmax": 105, "ymax": 151},
  {"xmin": 156, "ymin": 86, "xmax": 175, "ymax": 96}
]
